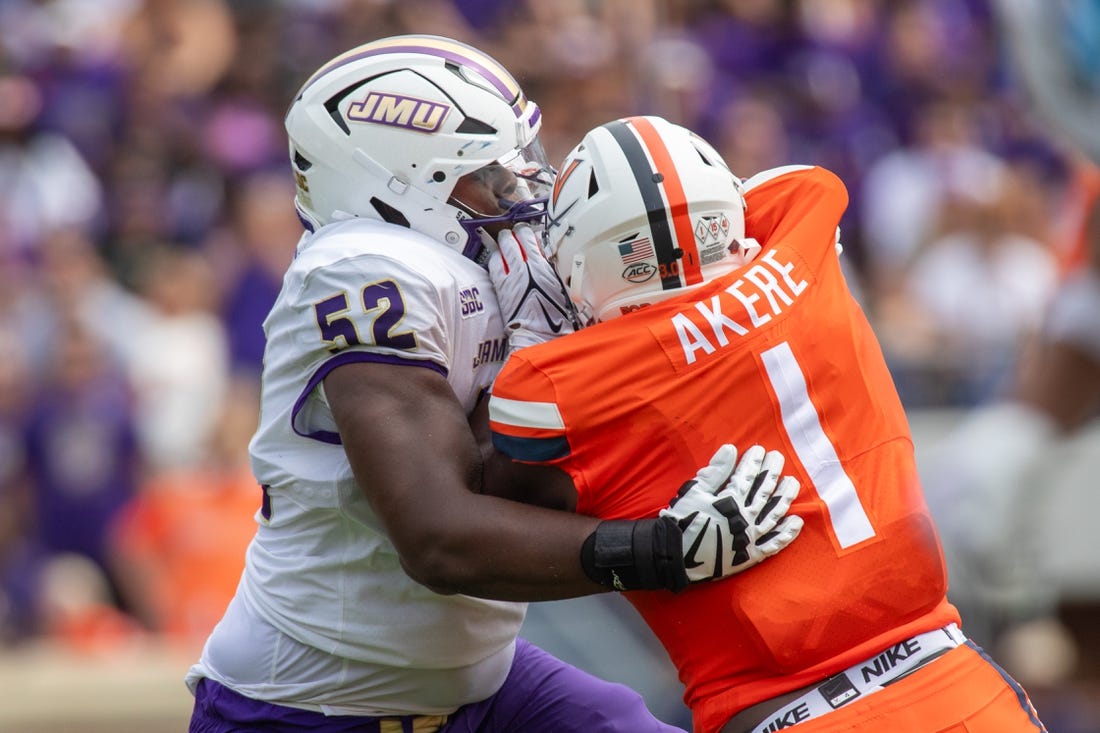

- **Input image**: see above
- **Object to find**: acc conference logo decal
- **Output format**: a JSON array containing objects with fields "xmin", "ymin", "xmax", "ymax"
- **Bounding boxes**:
[
  {"xmin": 619, "ymin": 235, "xmax": 656, "ymax": 283},
  {"xmin": 623, "ymin": 262, "xmax": 656, "ymax": 283},
  {"xmin": 347, "ymin": 91, "xmax": 451, "ymax": 133}
]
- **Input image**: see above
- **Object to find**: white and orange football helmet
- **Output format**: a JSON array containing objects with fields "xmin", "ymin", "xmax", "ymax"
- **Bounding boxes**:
[
  {"xmin": 285, "ymin": 35, "xmax": 554, "ymax": 262},
  {"xmin": 544, "ymin": 116, "xmax": 758, "ymax": 323}
]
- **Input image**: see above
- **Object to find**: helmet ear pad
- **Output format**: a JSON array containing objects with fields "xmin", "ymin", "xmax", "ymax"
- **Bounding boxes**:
[
  {"xmin": 545, "ymin": 116, "xmax": 750, "ymax": 322},
  {"xmin": 284, "ymin": 35, "xmax": 553, "ymax": 258}
]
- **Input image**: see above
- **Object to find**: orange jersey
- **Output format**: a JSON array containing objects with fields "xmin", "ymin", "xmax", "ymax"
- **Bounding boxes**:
[
  {"xmin": 1053, "ymin": 162, "xmax": 1100, "ymax": 277},
  {"xmin": 489, "ymin": 166, "xmax": 960, "ymax": 733},
  {"xmin": 110, "ymin": 466, "xmax": 258, "ymax": 643}
]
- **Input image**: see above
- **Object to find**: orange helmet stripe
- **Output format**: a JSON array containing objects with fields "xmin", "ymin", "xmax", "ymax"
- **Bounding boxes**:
[{"xmin": 626, "ymin": 117, "xmax": 703, "ymax": 286}]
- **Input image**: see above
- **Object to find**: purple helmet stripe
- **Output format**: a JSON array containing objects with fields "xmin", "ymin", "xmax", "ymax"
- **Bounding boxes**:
[{"xmin": 298, "ymin": 35, "xmax": 528, "ymax": 116}]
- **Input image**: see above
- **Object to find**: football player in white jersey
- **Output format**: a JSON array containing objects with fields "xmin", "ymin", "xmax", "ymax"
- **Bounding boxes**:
[{"xmin": 186, "ymin": 36, "xmax": 804, "ymax": 733}]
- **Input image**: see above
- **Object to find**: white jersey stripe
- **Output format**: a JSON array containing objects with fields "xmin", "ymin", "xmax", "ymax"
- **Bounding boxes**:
[
  {"xmin": 761, "ymin": 341, "xmax": 875, "ymax": 548},
  {"xmin": 741, "ymin": 165, "xmax": 813, "ymax": 192},
  {"xmin": 489, "ymin": 396, "xmax": 565, "ymax": 430}
]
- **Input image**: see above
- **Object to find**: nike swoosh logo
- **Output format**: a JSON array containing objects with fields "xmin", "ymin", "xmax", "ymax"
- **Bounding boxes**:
[
  {"xmin": 683, "ymin": 516, "xmax": 710, "ymax": 569},
  {"xmin": 538, "ymin": 301, "xmax": 564, "ymax": 333}
]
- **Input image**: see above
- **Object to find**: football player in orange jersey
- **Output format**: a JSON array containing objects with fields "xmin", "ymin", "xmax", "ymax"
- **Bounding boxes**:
[{"xmin": 482, "ymin": 115, "xmax": 1047, "ymax": 733}]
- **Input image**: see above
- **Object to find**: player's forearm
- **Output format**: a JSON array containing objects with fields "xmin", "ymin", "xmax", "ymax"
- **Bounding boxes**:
[{"xmin": 396, "ymin": 494, "xmax": 610, "ymax": 601}]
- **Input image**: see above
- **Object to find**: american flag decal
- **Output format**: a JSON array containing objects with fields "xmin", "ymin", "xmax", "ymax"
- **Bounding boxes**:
[{"xmin": 618, "ymin": 237, "xmax": 655, "ymax": 265}]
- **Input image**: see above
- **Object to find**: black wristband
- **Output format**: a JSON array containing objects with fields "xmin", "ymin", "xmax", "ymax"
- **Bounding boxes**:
[{"xmin": 580, "ymin": 517, "xmax": 690, "ymax": 592}]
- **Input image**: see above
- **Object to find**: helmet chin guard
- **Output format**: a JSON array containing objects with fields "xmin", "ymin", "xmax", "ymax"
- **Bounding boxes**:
[{"xmin": 457, "ymin": 194, "xmax": 551, "ymax": 264}]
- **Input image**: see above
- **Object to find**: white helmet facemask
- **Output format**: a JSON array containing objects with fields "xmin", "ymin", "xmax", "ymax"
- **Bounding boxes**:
[
  {"xmin": 285, "ymin": 35, "xmax": 554, "ymax": 265},
  {"xmin": 544, "ymin": 115, "xmax": 756, "ymax": 323}
]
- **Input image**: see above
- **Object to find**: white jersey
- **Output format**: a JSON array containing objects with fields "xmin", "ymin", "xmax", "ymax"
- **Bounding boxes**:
[{"xmin": 188, "ymin": 218, "xmax": 524, "ymax": 715}]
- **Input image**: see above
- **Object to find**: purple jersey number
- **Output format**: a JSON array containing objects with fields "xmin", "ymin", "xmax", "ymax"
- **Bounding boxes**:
[{"xmin": 314, "ymin": 280, "xmax": 417, "ymax": 352}]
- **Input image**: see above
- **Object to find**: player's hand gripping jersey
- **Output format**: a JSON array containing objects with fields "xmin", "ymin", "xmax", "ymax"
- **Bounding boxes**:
[{"xmin": 489, "ymin": 166, "xmax": 961, "ymax": 731}]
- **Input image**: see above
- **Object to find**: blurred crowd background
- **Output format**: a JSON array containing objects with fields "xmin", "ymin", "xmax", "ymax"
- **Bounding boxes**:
[{"xmin": 0, "ymin": 0, "xmax": 1098, "ymax": 730}]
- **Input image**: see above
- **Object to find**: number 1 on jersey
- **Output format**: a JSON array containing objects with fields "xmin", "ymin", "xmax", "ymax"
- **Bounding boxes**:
[{"xmin": 761, "ymin": 341, "xmax": 875, "ymax": 549}]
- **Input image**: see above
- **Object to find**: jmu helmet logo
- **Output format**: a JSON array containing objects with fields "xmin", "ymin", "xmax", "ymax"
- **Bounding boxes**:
[{"xmin": 347, "ymin": 92, "xmax": 451, "ymax": 133}]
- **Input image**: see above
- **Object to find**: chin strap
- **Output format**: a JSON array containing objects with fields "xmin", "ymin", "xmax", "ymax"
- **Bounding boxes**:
[{"xmin": 455, "ymin": 196, "xmax": 550, "ymax": 269}]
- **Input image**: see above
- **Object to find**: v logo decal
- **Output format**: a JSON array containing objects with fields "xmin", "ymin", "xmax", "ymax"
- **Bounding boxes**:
[{"xmin": 551, "ymin": 158, "xmax": 582, "ymax": 209}]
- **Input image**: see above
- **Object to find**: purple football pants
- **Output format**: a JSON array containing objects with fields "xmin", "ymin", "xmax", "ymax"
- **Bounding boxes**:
[{"xmin": 189, "ymin": 637, "xmax": 685, "ymax": 732}]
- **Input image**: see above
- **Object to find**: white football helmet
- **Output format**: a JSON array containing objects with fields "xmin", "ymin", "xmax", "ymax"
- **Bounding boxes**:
[
  {"xmin": 545, "ymin": 116, "xmax": 758, "ymax": 323},
  {"xmin": 285, "ymin": 35, "xmax": 554, "ymax": 262}
]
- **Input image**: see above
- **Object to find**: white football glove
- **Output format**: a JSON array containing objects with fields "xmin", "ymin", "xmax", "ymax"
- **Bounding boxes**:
[
  {"xmin": 660, "ymin": 444, "xmax": 803, "ymax": 582},
  {"xmin": 489, "ymin": 225, "xmax": 579, "ymax": 352}
]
